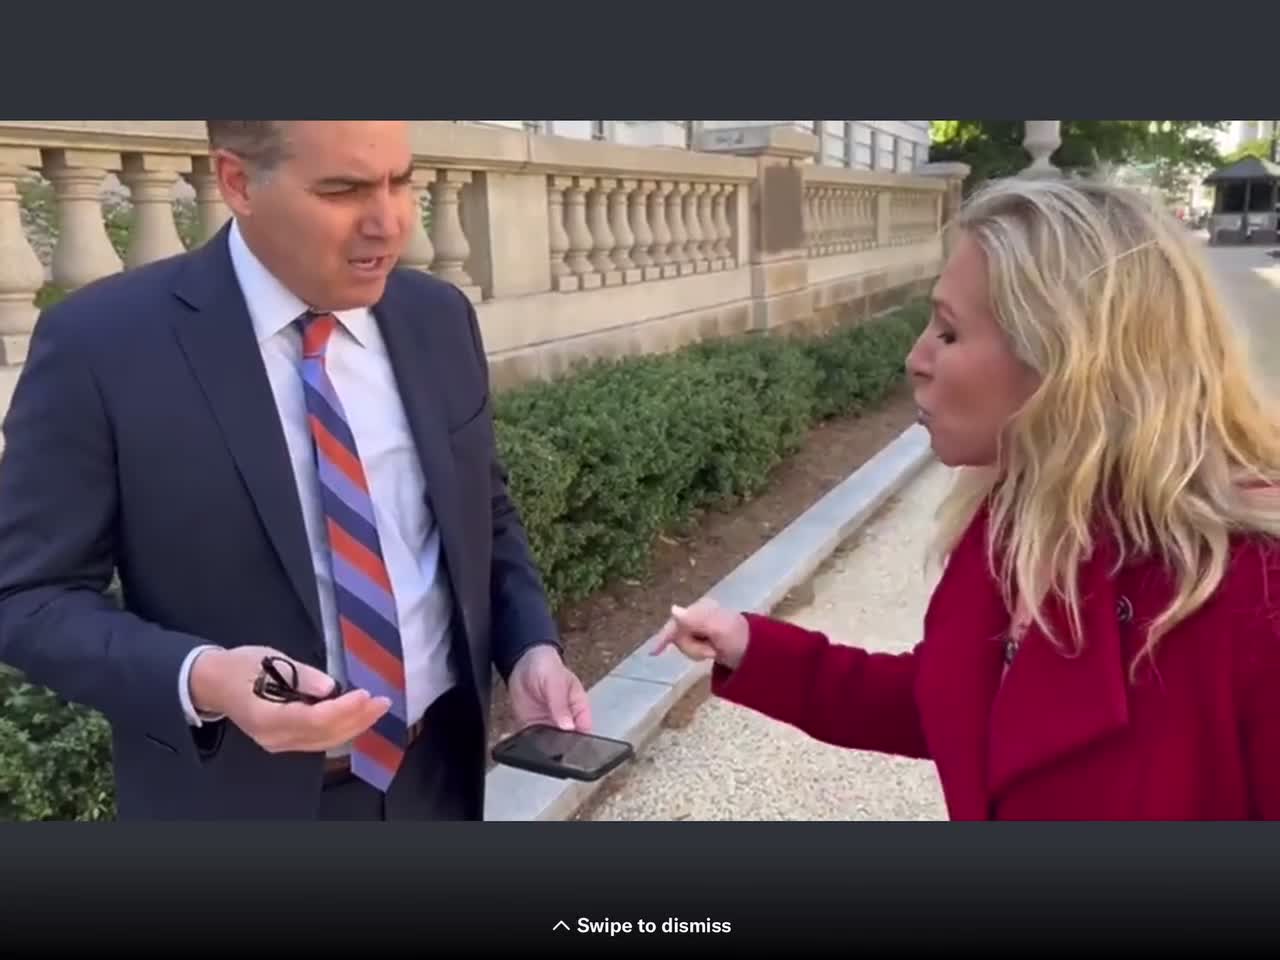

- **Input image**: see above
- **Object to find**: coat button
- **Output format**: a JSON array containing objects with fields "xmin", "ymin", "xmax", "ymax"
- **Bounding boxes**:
[{"xmin": 1116, "ymin": 595, "xmax": 1133, "ymax": 624}]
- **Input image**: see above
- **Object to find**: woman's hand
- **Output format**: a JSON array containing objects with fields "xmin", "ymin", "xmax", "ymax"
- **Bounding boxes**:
[{"xmin": 651, "ymin": 598, "xmax": 750, "ymax": 670}]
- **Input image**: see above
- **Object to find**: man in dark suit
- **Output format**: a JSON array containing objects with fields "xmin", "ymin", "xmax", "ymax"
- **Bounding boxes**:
[{"xmin": 0, "ymin": 120, "xmax": 591, "ymax": 820}]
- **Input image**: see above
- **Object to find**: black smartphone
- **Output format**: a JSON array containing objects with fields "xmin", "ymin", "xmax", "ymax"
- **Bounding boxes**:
[{"xmin": 491, "ymin": 724, "xmax": 635, "ymax": 782}]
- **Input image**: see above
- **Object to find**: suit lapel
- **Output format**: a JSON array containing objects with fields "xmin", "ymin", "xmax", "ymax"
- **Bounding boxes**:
[
  {"xmin": 371, "ymin": 279, "xmax": 472, "ymax": 643},
  {"xmin": 169, "ymin": 226, "xmax": 325, "ymax": 650}
]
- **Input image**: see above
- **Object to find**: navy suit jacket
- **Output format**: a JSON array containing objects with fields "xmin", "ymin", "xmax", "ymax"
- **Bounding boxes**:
[{"xmin": 0, "ymin": 224, "xmax": 560, "ymax": 819}]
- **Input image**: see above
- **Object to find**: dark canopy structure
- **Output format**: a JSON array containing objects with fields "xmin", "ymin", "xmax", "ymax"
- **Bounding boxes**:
[{"xmin": 1204, "ymin": 156, "xmax": 1280, "ymax": 244}]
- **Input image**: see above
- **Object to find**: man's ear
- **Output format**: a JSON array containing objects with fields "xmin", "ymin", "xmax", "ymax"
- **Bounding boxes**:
[{"xmin": 211, "ymin": 149, "xmax": 255, "ymax": 218}]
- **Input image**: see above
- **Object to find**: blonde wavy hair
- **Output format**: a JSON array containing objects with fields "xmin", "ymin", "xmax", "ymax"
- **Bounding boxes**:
[{"xmin": 932, "ymin": 175, "xmax": 1280, "ymax": 676}]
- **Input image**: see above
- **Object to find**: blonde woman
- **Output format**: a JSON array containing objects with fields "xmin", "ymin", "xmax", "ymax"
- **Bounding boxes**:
[{"xmin": 653, "ymin": 176, "xmax": 1280, "ymax": 820}]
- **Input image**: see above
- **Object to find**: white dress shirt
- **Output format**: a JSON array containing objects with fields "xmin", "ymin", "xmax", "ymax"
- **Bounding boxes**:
[{"xmin": 179, "ymin": 220, "xmax": 458, "ymax": 746}]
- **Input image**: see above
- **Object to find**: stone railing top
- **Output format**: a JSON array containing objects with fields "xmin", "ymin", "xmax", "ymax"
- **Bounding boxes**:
[
  {"xmin": 0, "ymin": 120, "xmax": 759, "ymax": 183},
  {"xmin": 915, "ymin": 161, "xmax": 972, "ymax": 180},
  {"xmin": 524, "ymin": 132, "xmax": 757, "ymax": 181},
  {"xmin": 0, "ymin": 120, "xmax": 211, "ymax": 157},
  {"xmin": 803, "ymin": 164, "xmax": 948, "ymax": 192}
]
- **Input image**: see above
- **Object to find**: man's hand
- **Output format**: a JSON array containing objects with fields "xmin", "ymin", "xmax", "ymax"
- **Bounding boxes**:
[
  {"xmin": 508, "ymin": 645, "xmax": 592, "ymax": 732},
  {"xmin": 189, "ymin": 645, "xmax": 390, "ymax": 753}
]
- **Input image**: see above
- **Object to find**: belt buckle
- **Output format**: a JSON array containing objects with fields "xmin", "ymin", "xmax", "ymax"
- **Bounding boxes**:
[{"xmin": 323, "ymin": 754, "xmax": 352, "ymax": 785}]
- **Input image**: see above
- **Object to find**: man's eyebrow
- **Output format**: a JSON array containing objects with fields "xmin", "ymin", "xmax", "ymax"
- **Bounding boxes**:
[{"xmin": 313, "ymin": 164, "xmax": 414, "ymax": 189}]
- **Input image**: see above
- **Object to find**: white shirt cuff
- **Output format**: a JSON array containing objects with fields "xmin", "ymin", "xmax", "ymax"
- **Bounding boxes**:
[{"xmin": 179, "ymin": 644, "xmax": 227, "ymax": 726}]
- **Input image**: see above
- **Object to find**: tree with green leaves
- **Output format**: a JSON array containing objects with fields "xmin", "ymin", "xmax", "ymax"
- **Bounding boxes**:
[
  {"xmin": 1222, "ymin": 136, "xmax": 1278, "ymax": 165},
  {"xmin": 929, "ymin": 121, "xmax": 1227, "ymax": 193}
]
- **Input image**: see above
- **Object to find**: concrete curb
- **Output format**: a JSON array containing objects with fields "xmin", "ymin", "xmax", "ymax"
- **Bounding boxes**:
[{"xmin": 483, "ymin": 422, "xmax": 936, "ymax": 821}]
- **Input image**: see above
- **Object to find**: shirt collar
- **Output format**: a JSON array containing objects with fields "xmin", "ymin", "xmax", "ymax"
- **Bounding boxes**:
[{"xmin": 227, "ymin": 218, "xmax": 373, "ymax": 348}]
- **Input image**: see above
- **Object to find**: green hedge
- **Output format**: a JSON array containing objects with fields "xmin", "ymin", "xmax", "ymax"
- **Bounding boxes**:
[
  {"xmin": 496, "ymin": 299, "xmax": 928, "ymax": 609},
  {"xmin": 0, "ymin": 297, "xmax": 929, "ymax": 820},
  {"xmin": 0, "ymin": 666, "xmax": 115, "ymax": 821}
]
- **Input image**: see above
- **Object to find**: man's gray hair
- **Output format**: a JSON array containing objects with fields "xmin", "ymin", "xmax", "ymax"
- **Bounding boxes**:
[{"xmin": 205, "ymin": 121, "xmax": 292, "ymax": 174}]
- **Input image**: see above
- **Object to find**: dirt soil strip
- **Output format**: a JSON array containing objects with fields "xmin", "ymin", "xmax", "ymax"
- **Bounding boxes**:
[{"xmin": 484, "ymin": 381, "xmax": 919, "ymax": 762}]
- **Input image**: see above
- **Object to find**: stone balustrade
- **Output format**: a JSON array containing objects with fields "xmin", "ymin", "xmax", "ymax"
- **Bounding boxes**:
[
  {"xmin": 0, "ymin": 121, "xmax": 961, "ymax": 407},
  {"xmin": 547, "ymin": 175, "xmax": 741, "ymax": 291},
  {"xmin": 803, "ymin": 167, "xmax": 945, "ymax": 257},
  {"xmin": 803, "ymin": 181, "xmax": 879, "ymax": 256},
  {"xmin": 888, "ymin": 186, "xmax": 943, "ymax": 246}
]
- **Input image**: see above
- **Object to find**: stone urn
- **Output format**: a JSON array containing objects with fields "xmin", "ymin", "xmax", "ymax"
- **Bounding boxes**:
[{"xmin": 1021, "ymin": 121, "xmax": 1062, "ymax": 178}]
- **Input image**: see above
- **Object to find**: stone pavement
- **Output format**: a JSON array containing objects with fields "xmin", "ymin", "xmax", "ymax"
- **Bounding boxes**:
[
  {"xmin": 582, "ymin": 236, "xmax": 1280, "ymax": 822},
  {"xmin": 1201, "ymin": 238, "xmax": 1280, "ymax": 394}
]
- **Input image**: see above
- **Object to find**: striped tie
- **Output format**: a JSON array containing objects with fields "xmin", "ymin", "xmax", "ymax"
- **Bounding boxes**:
[{"xmin": 297, "ymin": 310, "xmax": 408, "ymax": 792}]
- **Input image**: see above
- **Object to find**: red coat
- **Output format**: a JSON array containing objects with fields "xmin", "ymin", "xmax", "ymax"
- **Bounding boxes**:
[{"xmin": 711, "ymin": 503, "xmax": 1280, "ymax": 819}]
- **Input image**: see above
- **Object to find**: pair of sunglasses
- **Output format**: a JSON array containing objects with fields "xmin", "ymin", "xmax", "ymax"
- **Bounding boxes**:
[{"xmin": 252, "ymin": 655, "xmax": 344, "ymax": 705}]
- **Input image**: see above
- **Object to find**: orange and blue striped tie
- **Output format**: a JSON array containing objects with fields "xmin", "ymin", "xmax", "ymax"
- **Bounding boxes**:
[{"xmin": 298, "ymin": 310, "xmax": 408, "ymax": 792}]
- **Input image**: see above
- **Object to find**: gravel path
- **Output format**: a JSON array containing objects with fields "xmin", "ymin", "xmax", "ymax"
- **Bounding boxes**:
[{"xmin": 584, "ymin": 459, "xmax": 955, "ymax": 821}]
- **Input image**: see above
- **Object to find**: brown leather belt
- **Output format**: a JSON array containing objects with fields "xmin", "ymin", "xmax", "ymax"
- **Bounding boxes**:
[{"xmin": 323, "ymin": 716, "xmax": 427, "ymax": 784}]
